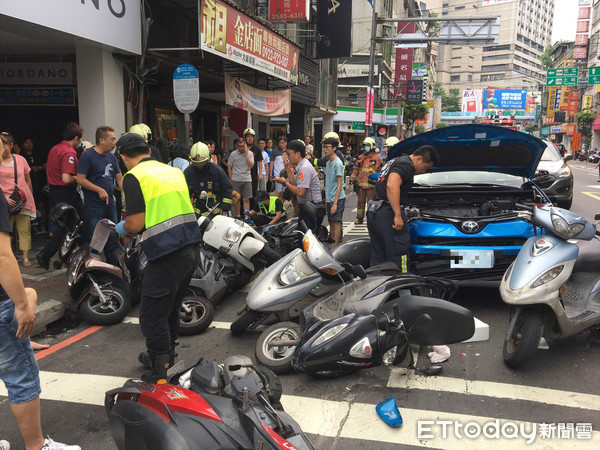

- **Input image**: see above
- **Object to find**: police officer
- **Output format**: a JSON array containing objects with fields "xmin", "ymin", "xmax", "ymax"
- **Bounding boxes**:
[
  {"xmin": 115, "ymin": 133, "xmax": 202, "ymax": 382},
  {"xmin": 349, "ymin": 137, "xmax": 383, "ymax": 225},
  {"xmin": 184, "ymin": 142, "xmax": 233, "ymax": 216},
  {"xmin": 248, "ymin": 190, "xmax": 286, "ymax": 227},
  {"xmin": 367, "ymin": 145, "xmax": 439, "ymax": 270}
]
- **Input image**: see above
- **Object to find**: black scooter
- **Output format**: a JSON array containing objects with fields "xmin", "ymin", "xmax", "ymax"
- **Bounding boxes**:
[{"xmin": 105, "ymin": 355, "xmax": 314, "ymax": 450}]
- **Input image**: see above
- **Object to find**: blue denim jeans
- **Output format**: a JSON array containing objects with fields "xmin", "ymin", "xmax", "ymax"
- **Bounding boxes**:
[
  {"xmin": 0, "ymin": 299, "xmax": 41, "ymax": 404},
  {"xmin": 83, "ymin": 201, "xmax": 119, "ymax": 265}
]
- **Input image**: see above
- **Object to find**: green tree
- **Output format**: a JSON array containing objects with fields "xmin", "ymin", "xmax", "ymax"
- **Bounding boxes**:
[
  {"xmin": 401, "ymin": 102, "xmax": 429, "ymax": 137},
  {"xmin": 576, "ymin": 110, "xmax": 596, "ymax": 147},
  {"xmin": 524, "ymin": 124, "xmax": 536, "ymax": 134},
  {"xmin": 435, "ymin": 122, "xmax": 449, "ymax": 128},
  {"xmin": 415, "ymin": 124, "xmax": 426, "ymax": 134},
  {"xmin": 433, "ymin": 82, "xmax": 446, "ymax": 98},
  {"xmin": 444, "ymin": 88, "xmax": 461, "ymax": 112},
  {"xmin": 540, "ymin": 43, "xmax": 555, "ymax": 69}
]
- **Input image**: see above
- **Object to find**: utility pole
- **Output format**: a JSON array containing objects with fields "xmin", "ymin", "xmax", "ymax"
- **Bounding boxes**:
[{"xmin": 365, "ymin": 0, "xmax": 378, "ymax": 138}]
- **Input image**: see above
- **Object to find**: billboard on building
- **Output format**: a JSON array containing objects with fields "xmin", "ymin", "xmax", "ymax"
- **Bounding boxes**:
[
  {"xmin": 225, "ymin": 76, "xmax": 291, "ymax": 116},
  {"xmin": 269, "ymin": 0, "xmax": 310, "ymax": 21},
  {"xmin": 394, "ymin": 21, "xmax": 415, "ymax": 102},
  {"xmin": 462, "ymin": 90, "xmax": 483, "ymax": 113},
  {"xmin": 483, "ymin": 89, "xmax": 527, "ymax": 109},
  {"xmin": 316, "ymin": 0, "xmax": 352, "ymax": 58},
  {"xmin": 481, "ymin": 0, "xmax": 514, "ymax": 5},
  {"xmin": 0, "ymin": 0, "xmax": 141, "ymax": 54},
  {"xmin": 200, "ymin": 0, "xmax": 300, "ymax": 84},
  {"xmin": 406, "ymin": 80, "xmax": 424, "ymax": 104}
]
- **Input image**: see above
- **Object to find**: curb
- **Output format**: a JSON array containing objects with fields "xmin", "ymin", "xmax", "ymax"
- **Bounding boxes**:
[{"xmin": 33, "ymin": 299, "xmax": 66, "ymax": 336}]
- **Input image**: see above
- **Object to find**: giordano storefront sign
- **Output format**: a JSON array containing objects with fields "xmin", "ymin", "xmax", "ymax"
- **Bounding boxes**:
[{"xmin": 0, "ymin": 0, "xmax": 142, "ymax": 54}]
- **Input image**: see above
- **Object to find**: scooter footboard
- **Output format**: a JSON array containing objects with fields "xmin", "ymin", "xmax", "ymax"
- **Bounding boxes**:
[{"xmin": 377, "ymin": 295, "xmax": 474, "ymax": 345}]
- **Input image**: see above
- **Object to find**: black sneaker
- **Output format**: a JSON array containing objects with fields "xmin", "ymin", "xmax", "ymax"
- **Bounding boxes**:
[{"xmin": 36, "ymin": 254, "xmax": 50, "ymax": 270}]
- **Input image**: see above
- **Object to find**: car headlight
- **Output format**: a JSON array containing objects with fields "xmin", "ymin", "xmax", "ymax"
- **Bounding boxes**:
[
  {"xmin": 279, "ymin": 263, "xmax": 305, "ymax": 285},
  {"xmin": 551, "ymin": 214, "xmax": 585, "ymax": 238},
  {"xmin": 223, "ymin": 227, "xmax": 241, "ymax": 243},
  {"xmin": 530, "ymin": 266, "xmax": 564, "ymax": 288},
  {"xmin": 311, "ymin": 323, "xmax": 348, "ymax": 347},
  {"xmin": 557, "ymin": 166, "xmax": 571, "ymax": 178}
]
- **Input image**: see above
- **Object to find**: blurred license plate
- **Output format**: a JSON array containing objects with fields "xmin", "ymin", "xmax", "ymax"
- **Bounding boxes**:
[{"xmin": 450, "ymin": 249, "xmax": 494, "ymax": 269}]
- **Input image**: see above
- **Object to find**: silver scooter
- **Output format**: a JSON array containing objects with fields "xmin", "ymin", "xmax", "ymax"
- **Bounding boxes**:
[{"xmin": 500, "ymin": 204, "xmax": 600, "ymax": 368}]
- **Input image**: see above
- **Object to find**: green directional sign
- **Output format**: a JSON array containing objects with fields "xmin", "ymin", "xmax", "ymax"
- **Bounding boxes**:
[
  {"xmin": 589, "ymin": 66, "xmax": 600, "ymax": 85},
  {"xmin": 546, "ymin": 68, "xmax": 579, "ymax": 86}
]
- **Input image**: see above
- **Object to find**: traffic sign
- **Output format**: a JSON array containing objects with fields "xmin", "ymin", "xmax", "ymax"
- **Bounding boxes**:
[
  {"xmin": 589, "ymin": 66, "xmax": 600, "ymax": 85},
  {"xmin": 546, "ymin": 68, "xmax": 578, "ymax": 86},
  {"xmin": 173, "ymin": 64, "xmax": 199, "ymax": 114}
]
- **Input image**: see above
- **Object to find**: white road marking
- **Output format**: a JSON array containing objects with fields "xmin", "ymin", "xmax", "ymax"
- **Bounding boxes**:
[
  {"xmin": 22, "ymin": 268, "xmax": 67, "ymax": 281},
  {"xmin": 1, "ymin": 371, "xmax": 598, "ymax": 447}
]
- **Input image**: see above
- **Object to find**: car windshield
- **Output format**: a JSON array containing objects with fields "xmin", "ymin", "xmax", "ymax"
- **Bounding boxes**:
[
  {"xmin": 415, "ymin": 171, "xmax": 525, "ymax": 187},
  {"xmin": 540, "ymin": 143, "xmax": 562, "ymax": 162}
]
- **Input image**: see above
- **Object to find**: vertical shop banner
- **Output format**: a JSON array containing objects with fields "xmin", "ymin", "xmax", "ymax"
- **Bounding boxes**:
[
  {"xmin": 395, "ymin": 21, "xmax": 415, "ymax": 101},
  {"xmin": 365, "ymin": 87, "xmax": 374, "ymax": 127},
  {"xmin": 462, "ymin": 90, "xmax": 483, "ymax": 113},
  {"xmin": 559, "ymin": 87, "xmax": 570, "ymax": 111},
  {"xmin": 572, "ymin": 132, "xmax": 581, "ymax": 151},
  {"xmin": 547, "ymin": 87, "xmax": 557, "ymax": 119},
  {"xmin": 225, "ymin": 75, "xmax": 291, "ymax": 116},
  {"xmin": 200, "ymin": 0, "xmax": 300, "ymax": 84},
  {"xmin": 584, "ymin": 95, "xmax": 593, "ymax": 110},
  {"xmin": 269, "ymin": 0, "xmax": 310, "ymax": 21},
  {"xmin": 406, "ymin": 79, "xmax": 424, "ymax": 104},
  {"xmin": 568, "ymin": 90, "xmax": 579, "ymax": 117},
  {"xmin": 316, "ymin": 0, "xmax": 352, "ymax": 58},
  {"xmin": 554, "ymin": 88, "xmax": 562, "ymax": 111}
]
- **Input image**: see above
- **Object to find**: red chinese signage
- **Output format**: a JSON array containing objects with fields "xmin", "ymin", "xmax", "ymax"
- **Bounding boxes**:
[
  {"xmin": 200, "ymin": 0, "xmax": 300, "ymax": 84},
  {"xmin": 566, "ymin": 124, "xmax": 577, "ymax": 135},
  {"xmin": 269, "ymin": 0, "xmax": 309, "ymax": 22},
  {"xmin": 394, "ymin": 21, "xmax": 415, "ymax": 102},
  {"xmin": 572, "ymin": 132, "xmax": 581, "ymax": 151},
  {"xmin": 568, "ymin": 90, "xmax": 579, "ymax": 117}
]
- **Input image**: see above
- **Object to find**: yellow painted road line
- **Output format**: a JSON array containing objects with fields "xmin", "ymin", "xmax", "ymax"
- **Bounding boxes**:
[{"xmin": 582, "ymin": 192, "xmax": 600, "ymax": 201}]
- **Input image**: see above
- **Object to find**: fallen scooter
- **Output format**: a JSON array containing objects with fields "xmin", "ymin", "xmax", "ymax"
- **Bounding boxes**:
[
  {"xmin": 105, "ymin": 355, "xmax": 314, "ymax": 450},
  {"xmin": 292, "ymin": 296, "xmax": 475, "ymax": 378},
  {"xmin": 50, "ymin": 202, "xmax": 85, "ymax": 270},
  {"xmin": 500, "ymin": 204, "xmax": 600, "ymax": 368}
]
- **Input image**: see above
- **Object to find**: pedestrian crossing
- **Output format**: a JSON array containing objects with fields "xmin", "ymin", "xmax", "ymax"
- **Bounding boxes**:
[{"xmin": 341, "ymin": 220, "xmax": 369, "ymax": 237}]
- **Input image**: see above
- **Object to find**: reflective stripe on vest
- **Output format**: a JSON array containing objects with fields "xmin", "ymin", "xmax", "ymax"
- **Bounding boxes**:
[
  {"xmin": 259, "ymin": 196, "xmax": 285, "ymax": 216},
  {"xmin": 125, "ymin": 160, "xmax": 199, "ymax": 260}
]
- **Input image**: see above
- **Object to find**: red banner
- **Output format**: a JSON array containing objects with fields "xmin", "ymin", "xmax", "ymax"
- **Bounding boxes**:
[
  {"xmin": 365, "ymin": 87, "xmax": 374, "ymax": 127},
  {"xmin": 200, "ymin": 0, "xmax": 300, "ymax": 84},
  {"xmin": 566, "ymin": 124, "xmax": 577, "ymax": 135},
  {"xmin": 572, "ymin": 133, "xmax": 581, "ymax": 151},
  {"xmin": 568, "ymin": 90, "xmax": 579, "ymax": 117},
  {"xmin": 269, "ymin": 0, "xmax": 309, "ymax": 22},
  {"xmin": 394, "ymin": 21, "xmax": 415, "ymax": 102}
]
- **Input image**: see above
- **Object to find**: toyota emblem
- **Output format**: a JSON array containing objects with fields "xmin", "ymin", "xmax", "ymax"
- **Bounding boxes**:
[{"xmin": 461, "ymin": 221, "xmax": 479, "ymax": 233}]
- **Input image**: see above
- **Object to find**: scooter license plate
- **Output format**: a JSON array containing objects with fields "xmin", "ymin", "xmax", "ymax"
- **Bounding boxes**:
[{"xmin": 449, "ymin": 249, "xmax": 494, "ymax": 269}]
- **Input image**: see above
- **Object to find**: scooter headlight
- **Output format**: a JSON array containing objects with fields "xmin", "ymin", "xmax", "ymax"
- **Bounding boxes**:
[
  {"xmin": 530, "ymin": 265, "xmax": 564, "ymax": 288},
  {"xmin": 311, "ymin": 323, "xmax": 348, "ymax": 347},
  {"xmin": 223, "ymin": 227, "xmax": 242, "ymax": 243},
  {"xmin": 279, "ymin": 263, "xmax": 304, "ymax": 285},
  {"xmin": 551, "ymin": 214, "xmax": 584, "ymax": 238}
]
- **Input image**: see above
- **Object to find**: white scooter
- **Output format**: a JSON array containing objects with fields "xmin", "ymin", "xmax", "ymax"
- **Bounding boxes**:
[{"xmin": 500, "ymin": 204, "xmax": 600, "ymax": 368}]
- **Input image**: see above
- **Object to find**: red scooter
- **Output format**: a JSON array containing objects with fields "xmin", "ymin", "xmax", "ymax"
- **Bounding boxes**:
[{"xmin": 105, "ymin": 355, "xmax": 314, "ymax": 450}]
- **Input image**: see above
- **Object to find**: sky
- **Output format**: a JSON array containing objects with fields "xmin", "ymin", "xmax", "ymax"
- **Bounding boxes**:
[{"xmin": 551, "ymin": 0, "xmax": 579, "ymax": 44}]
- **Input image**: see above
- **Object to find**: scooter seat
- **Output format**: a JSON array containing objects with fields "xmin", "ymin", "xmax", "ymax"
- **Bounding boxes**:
[{"xmin": 574, "ymin": 239, "xmax": 600, "ymax": 273}]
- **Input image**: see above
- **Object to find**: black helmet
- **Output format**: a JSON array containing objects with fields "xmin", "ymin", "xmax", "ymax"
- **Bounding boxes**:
[{"xmin": 50, "ymin": 203, "xmax": 80, "ymax": 230}]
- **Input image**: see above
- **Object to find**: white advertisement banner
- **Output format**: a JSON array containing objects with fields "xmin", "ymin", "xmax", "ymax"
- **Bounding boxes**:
[
  {"xmin": 0, "ymin": 0, "xmax": 141, "ymax": 54},
  {"xmin": 462, "ymin": 89, "xmax": 483, "ymax": 113},
  {"xmin": 482, "ymin": 0, "xmax": 513, "ymax": 6},
  {"xmin": 0, "ymin": 62, "xmax": 74, "ymax": 85},
  {"xmin": 338, "ymin": 64, "xmax": 378, "ymax": 78},
  {"xmin": 225, "ymin": 76, "xmax": 291, "ymax": 116}
]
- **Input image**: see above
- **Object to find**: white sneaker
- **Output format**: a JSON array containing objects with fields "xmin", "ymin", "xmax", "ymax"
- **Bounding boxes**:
[
  {"xmin": 0, "ymin": 439, "xmax": 10, "ymax": 450},
  {"xmin": 42, "ymin": 437, "xmax": 81, "ymax": 450}
]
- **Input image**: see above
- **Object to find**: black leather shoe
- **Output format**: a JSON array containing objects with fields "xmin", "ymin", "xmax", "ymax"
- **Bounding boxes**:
[{"xmin": 36, "ymin": 253, "xmax": 50, "ymax": 270}]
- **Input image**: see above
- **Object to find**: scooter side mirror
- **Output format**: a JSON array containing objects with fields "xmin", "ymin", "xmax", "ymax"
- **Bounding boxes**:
[{"xmin": 564, "ymin": 154, "xmax": 573, "ymax": 162}]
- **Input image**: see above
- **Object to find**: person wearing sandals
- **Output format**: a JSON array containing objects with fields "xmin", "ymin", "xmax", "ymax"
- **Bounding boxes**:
[{"xmin": 0, "ymin": 132, "xmax": 36, "ymax": 267}]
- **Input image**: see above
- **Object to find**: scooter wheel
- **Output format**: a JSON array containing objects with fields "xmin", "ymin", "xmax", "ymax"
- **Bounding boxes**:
[
  {"xmin": 178, "ymin": 296, "xmax": 214, "ymax": 335},
  {"xmin": 255, "ymin": 322, "xmax": 302, "ymax": 375},
  {"xmin": 503, "ymin": 308, "xmax": 543, "ymax": 369},
  {"xmin": 78, "ymin": 279, "xmax": 131, "ymax": 326},
  {"xmin": 230, "ymin": 309, "xmax": 261, "ymax": 335},
  {"xmin": 256, "ymin": 366, "xmax": 283, "ymax": 405}
]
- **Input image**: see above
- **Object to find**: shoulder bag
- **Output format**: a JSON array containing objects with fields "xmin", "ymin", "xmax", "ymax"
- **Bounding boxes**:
[{"xmin": 8, "ymin": 155, "xmax": 25, "ymax": 215}]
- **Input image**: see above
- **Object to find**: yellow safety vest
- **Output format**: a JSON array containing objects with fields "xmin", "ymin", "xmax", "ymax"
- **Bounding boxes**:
[
  {"xmin": 259, "ymin": 196, "xmax": 285, "ymax": 217},
  {"xmin": 125, "ymin": 160, "xmax": 200, "ymax": 261}
]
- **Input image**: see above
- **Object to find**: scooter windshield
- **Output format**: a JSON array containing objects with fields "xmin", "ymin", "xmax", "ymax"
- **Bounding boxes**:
[{"xmin": 303, "ymin": 230, "xmax": 345, "ymax": 275}]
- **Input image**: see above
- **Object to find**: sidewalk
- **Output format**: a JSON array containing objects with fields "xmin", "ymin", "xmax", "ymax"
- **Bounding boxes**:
[{"xmin": 16, "ymin": 231, "xmax": 71, "ymax": 337}]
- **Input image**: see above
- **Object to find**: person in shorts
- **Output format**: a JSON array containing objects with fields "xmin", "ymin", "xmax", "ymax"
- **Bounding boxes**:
[
  {"xmin": 324, "ymin": 137, "xmax": 346, "ymax": 247},
  {"xmin": 227, "ymin": 139, "xmax": 254, "ymax": 215},
  {"xmin": 0, "ymin": 193, "xmax": 81, "ymax": 450}
]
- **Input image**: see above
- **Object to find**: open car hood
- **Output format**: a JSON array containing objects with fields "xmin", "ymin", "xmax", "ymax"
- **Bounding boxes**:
[{"xmin": 388, "ymin": 124, "xmax": 546, "ymax": 179}]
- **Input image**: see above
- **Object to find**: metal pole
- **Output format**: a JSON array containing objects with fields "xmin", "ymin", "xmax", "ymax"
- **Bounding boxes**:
[{"xmin": 366, "ymin": 0, "xmax": 378, "ymax": 138}]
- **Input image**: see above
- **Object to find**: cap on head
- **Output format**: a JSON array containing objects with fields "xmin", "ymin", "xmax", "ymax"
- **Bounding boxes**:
[
  {"xmin": 384, "ymin": 136, "xmax": 400, "ymax": 148},
  {"xmin": 255, "ymin": 190, "xmax": 269, "ymax": 201},
  {"xmin": 243, "ymin": 128, "xmax": 256, "ymax": 137},
  {"xmin": 129, "ymin": 123, "xmax": 152, "ymax": 142},
  {"xmin": 116, "ymin": 133, "xmax": 148, "ymax": 156},
  {"xmin": 190, "ymin": 142, "xmax": 210, "ymax": 163}
]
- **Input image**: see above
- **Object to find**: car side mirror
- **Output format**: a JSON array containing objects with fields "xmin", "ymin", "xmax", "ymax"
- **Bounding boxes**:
[{"xmin": 564, "ymin": 154, "xmax": 573, "ymax": 162}]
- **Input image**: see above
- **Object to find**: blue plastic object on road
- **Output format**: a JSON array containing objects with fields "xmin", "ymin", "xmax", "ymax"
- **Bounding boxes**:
[
  {"xmin": 115, "ymin": 220, "xmax": 127, "ymax": 236},
  {"xmin": 376, "ymin": 396, "xmax": 403, "ymax": 427}
]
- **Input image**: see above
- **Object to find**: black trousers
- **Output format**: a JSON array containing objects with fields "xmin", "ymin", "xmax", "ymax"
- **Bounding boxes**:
[
  {"xmin": 139, "ymin": 245, "xmax": 200, "ymax": 354},
  {"xmin": 40, "ymin": 186, "xmax": 83, "ymax": 260},
  {"xmin": 367, "ymin": 203, "xmax": 410, "ymax": 271}
]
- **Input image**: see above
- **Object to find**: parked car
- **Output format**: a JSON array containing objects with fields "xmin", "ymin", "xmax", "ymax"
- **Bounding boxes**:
[
  {"xmin": 532, "ymin": 141, "xmax": 574, "ymax": 209},
  {"xmin": 388, "ymin": 124, "xmax": 550, "ymax": 285}
]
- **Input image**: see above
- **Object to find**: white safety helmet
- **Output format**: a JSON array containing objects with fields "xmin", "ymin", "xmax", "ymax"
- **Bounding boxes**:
[
  {"xmin": 129, "ymin": 123, "xmax": 152, "ymax": 142},
  {"xmin": 243, "ymin": 128, "xmax": 256, "ymax": 137},
  {"xmin": 384, "ymin": 136, "xmax": 400, "ymax": 148},
  {"xmin": 362, "ymin": 137, "xmax": 376, "ymax": 152},
  {"xmin": 189, "ymin": 142, "xmax": 210, "ymax": 163}
]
